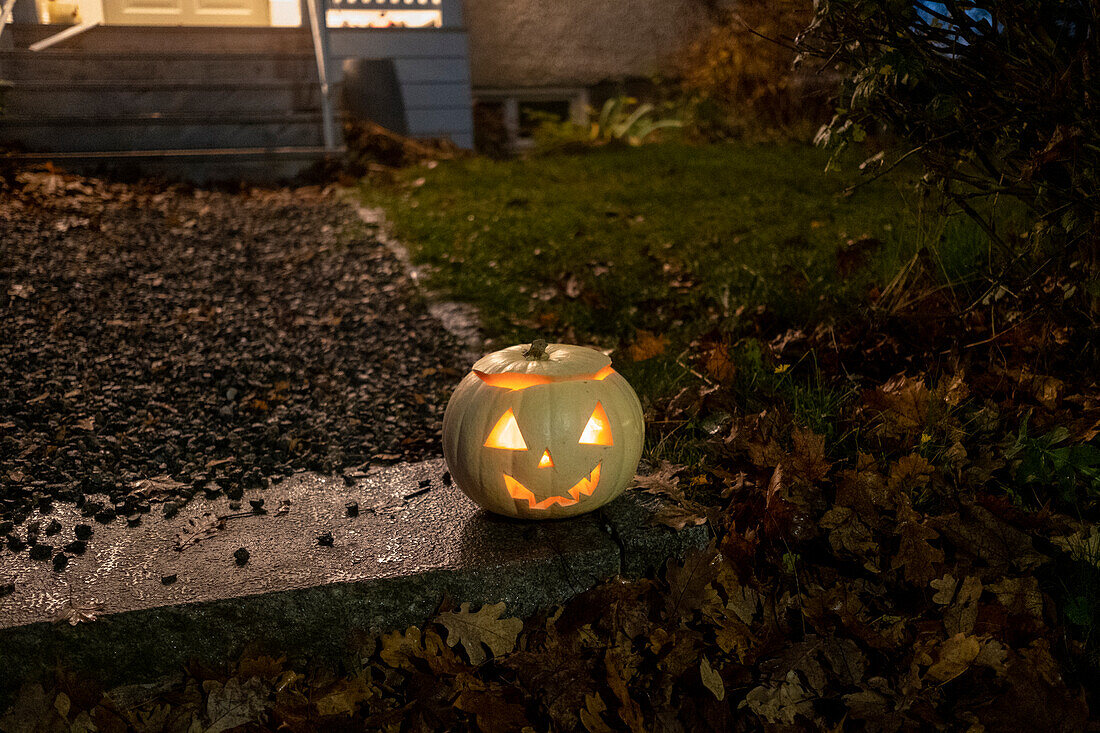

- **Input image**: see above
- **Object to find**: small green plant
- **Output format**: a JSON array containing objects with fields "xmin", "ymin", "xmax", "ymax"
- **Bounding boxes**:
[
  {"xmin": 590, "ymin": 96, "xmax": 683, "ymax": 146},
  {"xmin": 1007, "ymin": 417, "xmax": 1100, "ymax": 509}
]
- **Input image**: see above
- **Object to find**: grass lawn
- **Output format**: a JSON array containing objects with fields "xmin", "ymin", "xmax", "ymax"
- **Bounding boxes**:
[{"xmin": 361, "ymin": 141, "xmax": 950, "ymax": 347}]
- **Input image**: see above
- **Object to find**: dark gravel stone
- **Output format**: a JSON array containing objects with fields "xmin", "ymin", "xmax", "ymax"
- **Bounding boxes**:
[
  {"xmin": 44, "ymin": 519, "xmax": 62, "ymax": 536},
  {"xmin": 7, "ymin": 536, "xmax": 26, "ymax": 552},
  {"xmin": 163, "ymin": 502, "xmax": 179, "ymax": 519},
  {"xmin": 52, "ymin": 553, "xmax": 68, "ymax": 571},
  {"xmin": 249, "ymin": 498, "xmax": 265, "ymax": 514},
  {"xmin": 0, "ymin": 521, "xmax": 11, "ymax": 535},
  {"xmin": 29, "ymin": 544, "xmax": 52, "ymax": 561},
  {"xmin": 74, "ymin": 524, "xmax": 93, "ymax": 540},
  {"xmin": 161, "ymin": 574, "xmax": 177, "ymax": 585},
  {"xmin": 316, "ymin": 531, "xmax": 334, "ymax": 547},
  {"xmin": 63, "ymin": 540, "xmax": 86, "ymax": 555},
  {"xmin": 126, "ymin": 515, "xmax": 142, "ymax": 527},
  {"xmin": 94, "ymin": 509, "xmax": 117, "ymax": 524},
  {"xmin": 0, "ymin": 582, "xmax": 13, "ymax": 598},
  {"xmin": 345, "ymin": 501, "xmax": 359, "ymax": 517},
  {"xmin": 0, "ymin": 179, "xmax": 463, "ymax": 535},
  {"xmin": 442, "ymin": 471, "xmax": 452, "ymax": 485},
  {"xmin": 234, "ymin": 547, "xmax": 250, "ymax": 566}
]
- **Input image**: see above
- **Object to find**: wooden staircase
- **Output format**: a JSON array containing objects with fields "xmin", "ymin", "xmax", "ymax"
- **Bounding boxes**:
[{"xmin": 0, "ymin": 25, "xmax": 343, "ymax": 182}]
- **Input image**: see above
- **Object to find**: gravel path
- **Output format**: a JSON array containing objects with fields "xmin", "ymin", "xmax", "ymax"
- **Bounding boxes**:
[{"xmin": 0, "ymin": 169, "xmax": 465, "ymax": 535}]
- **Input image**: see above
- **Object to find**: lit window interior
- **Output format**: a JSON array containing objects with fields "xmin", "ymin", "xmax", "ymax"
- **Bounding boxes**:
[{"xmin": 271, "ymin": 0, "xmax": 441, "ymax": 28}]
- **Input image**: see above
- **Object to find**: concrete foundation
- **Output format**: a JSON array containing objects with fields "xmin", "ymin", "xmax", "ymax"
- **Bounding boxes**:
[{"xmin": 0, "ymin": 458, "xmax": 706, "ymax": 694}]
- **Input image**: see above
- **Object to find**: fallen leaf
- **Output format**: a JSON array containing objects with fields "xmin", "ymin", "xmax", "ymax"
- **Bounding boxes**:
[
  {"xmin": 202, "ymin": 677, "xmax": 270, "ymax": 733},
  {"xmin": 926, "ymin": 633, "xmax": 980, "ymax": 683},
  {"xmin": 700, "ymin": 656, "xmax": 725, "ymax": 701},
  {"xmin": 579, "ymin": 693, "xmax": 613, "ymax": 733},
  {"xmin": 986, "ymin": 576, "xmax": 1044, "ymax": 619},
  {"xmin": 436, "ymin": 602, "xmax": 523, "ymax": 666},
  {"xmin": 627, "ymin": 331, "xmax": 667, "ymax": 362},
  {"xmin": 632, "ymin": 461, "xmax": 683, "ymax": 499},
  {"xmin": 651, "ymin": 502, "xmax": 707, "ymax": 531}
]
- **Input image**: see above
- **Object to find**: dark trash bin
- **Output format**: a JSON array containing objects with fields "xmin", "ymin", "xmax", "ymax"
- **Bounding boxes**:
[{"xmin": 341, "ymin": 58, "xmax": 408, "ymax": 136}]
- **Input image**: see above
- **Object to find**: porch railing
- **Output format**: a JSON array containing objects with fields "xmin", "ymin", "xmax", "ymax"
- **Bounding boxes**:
[
  {"xmin": 304, "ymin": 0, "xmax": 339, "ymax": 151},
  {"xmin": 0, "ymin": 0, "xmax": 19, "ymax": 45}
]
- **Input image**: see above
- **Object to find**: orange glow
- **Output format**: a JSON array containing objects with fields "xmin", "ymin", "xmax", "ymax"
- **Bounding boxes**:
[
  {"xmin": 503, "ymin": 462, "xmax": 601, "ymax": 510},
  {"xmin": 474, "ymin": 366, "xmax": 616, "ymax": 392},
  {"xmin": 578, "ymin": 402, "xmax": 613, "ymax": 446},
  {"xmin": 484, "ymin": 409, "xmax": 527, "ymax": 450},
  {"xmin": 539, "ymin": 449, "xmax": 554, "ymax": 468}
]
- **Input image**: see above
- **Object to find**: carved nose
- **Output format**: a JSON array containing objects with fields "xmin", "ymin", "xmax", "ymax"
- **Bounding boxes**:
[{"xmin": 538, "ymin": 449, "xmax": 554, "ymax": 468}]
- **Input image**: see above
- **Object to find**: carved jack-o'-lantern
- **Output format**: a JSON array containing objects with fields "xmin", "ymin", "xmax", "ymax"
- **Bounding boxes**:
[{"xmin": 443, "ymin": 340, "xmax": 644, "ymax": 519}]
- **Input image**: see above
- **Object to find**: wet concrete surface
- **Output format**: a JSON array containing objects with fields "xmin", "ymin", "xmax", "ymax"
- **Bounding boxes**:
[{"xmin": 0, "ymin": 458, "xmax": 707, "ymax": 692}]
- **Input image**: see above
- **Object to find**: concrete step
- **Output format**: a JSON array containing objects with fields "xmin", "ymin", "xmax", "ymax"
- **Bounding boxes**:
[
  {"xmin": 3, "ymin": 146, "xmax": 343, "ymax": 183},
  {"xmin": 0, "ymin": 49, "xmax": 318, "ymax": 82},
  {"xmin": 0, "ymin": 112, "xmax": 330, "ymax": 151},
  {"xmin": 0, "ymin": 458, "xmax": 708, "ymax": 694},
  {"xmin": 9, "ymin": 24, "xmax": 314, "ymax": 53},
  {"xmin": 2, "ymin": 80, "xmax": 326, "ymax": 116}
]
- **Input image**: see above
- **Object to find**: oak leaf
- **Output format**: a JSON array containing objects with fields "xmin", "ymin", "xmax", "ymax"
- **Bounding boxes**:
[
  {"xmin": 203, "ymin": 677, "xmax": 270, "ymax": 733},
  {"xmin": 436, "ymin": 602, "xmax": 523, "ymax": 666},
  {"xmin": 651, "ymin": 502, "xmax": 707, "ymax": 531},
  {"xmin": 632, "ymin": 461, "xmax": 683, "ymax": 499},
  {"xmin": 986, "ymin": 576, "xmax": 1044, "ymax": 619},
  {"xmin": 925, "ymin": 633, "xmax": 980, "ymax": 683}
]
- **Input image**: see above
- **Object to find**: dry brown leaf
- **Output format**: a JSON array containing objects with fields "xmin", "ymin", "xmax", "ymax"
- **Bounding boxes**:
[
  {"xmin": 986, "ymin": 576, "xmax": 1044, "ymax": 619},
  {"xmin": 651, "ymin": 502, "xmax": 708, "ymax": 531},
  {"xmin": 933, "ymin": 505, "xmax": 1047, "ymax": 571},
  {"xmin": 436, "ymin": 602, "xmax": 523, "ymax": 666},
  {"xmin": 453, "ymin": 688, "xmax": 530, "ymax": 733},
  {"xmin": 926, "ymin": 633, "xmax": 980, "ymax": 683},
  {"xmin": 632, "ymin": 460, "xmax": 684, "ymax": 499},
  {"xmin": 627, "ymin": 331, "xmax": 667, "ymax": 362},
  {"xmin": 788, "ymin": 427, "xmax": 830, "ymax": 484},
  {"xmin": 580, "ymin": 693, "xmax": 613, "ymax": 733},
  {"xmin": 704, "ymin": 344, "xmax": 737, "ymax": 383},
  {"xmin": 821, "ymin": 506, "xmax": 879, "ymax": 567},
  {"xmin": 892, "ymin": 503, "xmax": 944, "ymax": 586},
  {"xmin": 700, "ymin": 656, "xmax": 725, "ymax": 701},
  {"xmin": 863, "ymin": 374, "xmax": 932, "ymax": 437}
]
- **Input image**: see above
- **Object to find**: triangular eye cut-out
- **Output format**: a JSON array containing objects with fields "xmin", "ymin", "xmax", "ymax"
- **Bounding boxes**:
[
  {"xmin": 579, "ymin": 402, "xmax": 613, "ymax": 446},
  {"xmin": 485, "ymin": 408, "xmax": 528, "ymax": 450}
]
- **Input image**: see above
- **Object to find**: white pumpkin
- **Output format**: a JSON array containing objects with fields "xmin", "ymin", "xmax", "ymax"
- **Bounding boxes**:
[{"xmin": 443, "ymin": 341, "xmax": 644, "ymax": 519}]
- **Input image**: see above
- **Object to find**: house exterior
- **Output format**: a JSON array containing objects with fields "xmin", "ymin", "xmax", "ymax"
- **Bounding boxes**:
[
  {"xmin": 0, "ymin": 0, "xmax": 711, "ymax": 177},
  {"xmin": 0, "ymin": 0, "xmax": 475, "ymax": 178},
  {"xmin": 466, "ymin": 0, "xmax": 710, "ymax": 143}
]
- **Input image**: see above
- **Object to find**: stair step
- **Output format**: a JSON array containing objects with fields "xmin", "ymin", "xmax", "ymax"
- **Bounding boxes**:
[
  {"xmin": 8, "ymin": 24, "xmax": 314, "ymax": 53},
  {"xmin": 0, "ymin": 50, "xmax": 318, "ymax": 81},
  {"xmin": 0, "ymin": 113, "xmax": 335, "ymax": 152},
  {"xmin": 2, "ymin": 146, "xmax": 344, "ymax": 183},
  {"xmin": 2, "ymin": 80, "xmax": 327, "ymax": 116}
]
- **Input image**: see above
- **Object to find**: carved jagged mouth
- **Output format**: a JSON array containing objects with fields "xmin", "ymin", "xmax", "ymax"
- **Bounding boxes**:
[{"xmin": 503, "ymin": 462, "xmax": 602, "ymax": 510}]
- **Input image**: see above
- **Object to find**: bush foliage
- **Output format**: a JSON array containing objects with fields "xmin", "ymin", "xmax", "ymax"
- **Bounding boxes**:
[
  {"xmin": 678, "ymin": 0, "xmax": 832, "ymax": 138},
  {"xmin": 798, "ymin": 0, "xmax": 1099, "ymax": 278}
]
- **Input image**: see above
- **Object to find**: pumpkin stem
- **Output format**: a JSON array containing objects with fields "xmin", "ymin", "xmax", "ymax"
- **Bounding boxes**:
[{"xmin": 524, "ymin": 339, "xmax": 550, "ymax": 360}]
